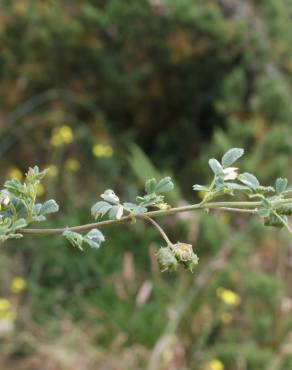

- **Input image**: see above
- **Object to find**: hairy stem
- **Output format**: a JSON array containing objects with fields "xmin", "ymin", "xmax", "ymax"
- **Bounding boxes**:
[
  {"xmin": 143, "ymin": 216, "xmax": 173, "ymax": 246},
  {"xmin": 19, "ymin": 197, "xmax": 292, "ymax": 236}
]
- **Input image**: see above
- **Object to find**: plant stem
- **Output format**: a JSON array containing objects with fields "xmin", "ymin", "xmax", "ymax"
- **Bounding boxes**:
[
  {"xmin": 20, "ymin": 197, "xmax": 292, "ymax": 236},
  {"xmin": 143, "ymin": 216, "xmax": 173, "ymax": 246}
]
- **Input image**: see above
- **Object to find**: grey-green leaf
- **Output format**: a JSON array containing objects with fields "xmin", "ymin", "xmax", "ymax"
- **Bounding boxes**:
[
  {"xmin": 221, "ymin": 148, "xmax": 244, "ymax": 167},
  {"xmin": 145, "ymin": 178, "xmax": 157, "ymax": 194},
  {"xmin": 63, "ymin": 230, "xmax": 83, "ymax": 250},
  {"xmin": 84, "ymin": 229, "xmax": 105, "ymax": 249},
  {"xmin": 100, "ymin": 189, "xmax": 120, "ymax": 204},
  {"xmin": 123, "ymin": 202, "xmax": 147, "ymax": 214},
  {"xmin": 238, "ymin": 173, "xmax": 260, "ymax": 190},
  {"xmin": 91, "ymin": 201, "xmax": 112, "ymax": 219},
  {"xmin": 275, "ymin": 178, "xmax": 288, "ymax": 194},
  {"xmin": 41, "ymin": 199, "xmax": 59, "ymax": 215},
  {"xmin": 109, "ymin": 205, "xmax": 124, "ymax": 219},
  {"xmin": 11, "ymin": 218, "xmax": 27, "ymax": 230},
  {"xmin": 258, "ymin": 208, "xmax": 270, "ymax": 217},
  {"xmin": 155, "ymin": 177, "xmax": 174, "ymax": 194},
  {"xmin": 208, "ymin": 159, "xmax": 223, "ymax": 175},
  {"xmin": 192, "ymin": 184, "xmax": 209, "ymax": 191}
]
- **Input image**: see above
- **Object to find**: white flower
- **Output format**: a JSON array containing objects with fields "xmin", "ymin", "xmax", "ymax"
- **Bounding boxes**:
[{"xmin": 223, "ymin": 167, "xmax": 238, "ymax": 181}]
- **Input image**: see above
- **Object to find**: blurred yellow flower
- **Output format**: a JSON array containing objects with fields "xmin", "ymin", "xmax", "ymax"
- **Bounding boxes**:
[
  {"xmin": 47, "ymin": 164, "xmax": 59, "ymax": 178},
  {"xmin": 7, "ymin": 167, "xmax": 23, "ymax": 181},
  {"xmin": 11, "ymin": 277, "xmax": 26, "ymax": 294},
  {"xmin": 0, "ymin": 298, "xmax": 16, "ymax": 321},
  {"xmin": 198, "ymin": 190, "xmax": 206, "ymax": 200},
  {"xmin": 92, "ymin": 144, "xmax": 113, "ymax": 158},
  {"xmin": 217, "ymin": 287, "xmax": 241, "ymax": 306},
  {"xmin": 50, "ymin": 125, "xmax": 74, "ymax": 147},
  {"xmin": 36, "ymin": 183, "xmax": 45, "ymax": 196},
  {"xmin": 65, "ymin": 158, "xmax": 81, "ymax": 172},
  {"xmin": 0, "ymin": 310, "xmax": 16, "ymax": 321},
  {"xmin": 207, "ymin": 359, "xmax": 224, "ymax": 370},
  {"xmin": 220, "ymin": 312, "xmax": 233, "ymax": 325},
  {"xmin": 0, "ymin": 298, "xmax": 11, "ymax": 311},
  {"xmin": 219, "ymin": 213, "xmax": 231, "ymax": 225}
]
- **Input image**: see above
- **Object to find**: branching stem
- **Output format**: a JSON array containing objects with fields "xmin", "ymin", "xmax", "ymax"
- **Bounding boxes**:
[
  {"xmin": 143, "ymin": 216, "xmax": 173, "ymax": 246},
  {"xmin": 19, "ymin": 197, "xmax": 292, "ymax": 236}
]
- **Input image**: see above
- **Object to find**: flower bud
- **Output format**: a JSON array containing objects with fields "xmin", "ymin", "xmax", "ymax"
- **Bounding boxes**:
[
  {"xmin": 156, "ymin": 247, "xmax": 178, "ymax": 272},
  {"xmin": 0, "ymin": 190, "xmax": 10, "ymax": 208}
]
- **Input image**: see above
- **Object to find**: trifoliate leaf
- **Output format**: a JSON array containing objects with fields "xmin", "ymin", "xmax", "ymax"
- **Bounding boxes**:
[
  {"xmin": 40, "ymin": 199, "xmax": 59, "ymax": 215},
  {"xmin": 275, "ymin": 177, "xmax": 288, "ymax": 194},
  {"xmin": 100, "ymin": 190, "xmax": 120, "ymax": 204},
  {"xmin": 123, "ymin": 202, "xmax": 147, "ymax": 214},
  {"xmin": 155, "ymin": 177, "xmax": 174, "ymax": 194},
  {"xmin": 91, "ymin": 201, "xmax": 112, "ymax": 219},
  {"xmin": 83, "ymin": 229, "xmax": 105, "ymax": 249},
  {"xmin": 145, "ymin": 178, "xmax": 157, "ymax": 194},
  {"xmin": 221, "ymin": 148, "xmax": 244, "ymax": 167},
  {"xmin": 63, "ymin": 230, "xmax": 83, "ymax": 250},
  {"xmin": 238, "ymin": 172, "xmax": 260, "ymax": 190},
  {"xmin": 208, "ymin": 159, "xmax": 223, "ymax": 175}
]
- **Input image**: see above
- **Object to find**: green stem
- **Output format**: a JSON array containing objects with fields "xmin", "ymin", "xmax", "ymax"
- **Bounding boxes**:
[
  {"xmin": 143, "ymin": 216, "xmax": 173, "ymax": 246},
  {"xmin": 20, "ymin": 197, "xmax": 292, "ymax": 236}
]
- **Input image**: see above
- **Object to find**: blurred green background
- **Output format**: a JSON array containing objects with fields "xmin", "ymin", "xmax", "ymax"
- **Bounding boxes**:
[{"xmin": 0, "ymin": 1, "xmax": 292, "ymax": 369}]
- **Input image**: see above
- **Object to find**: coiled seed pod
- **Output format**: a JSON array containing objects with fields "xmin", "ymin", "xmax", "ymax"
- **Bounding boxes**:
[
  {"xmin": 173, "ymin": 242, "xmax": 193, "ymax": 262},
  {"xmin": 156, "ymin": 247, "xmax": 178, "ymax": 272},
  {"xmin": 264, "ymin": 214, "xmax": 287, "ymax": 228},
  {"xmin": 275, "ymin": 205, "xmax": 292, "ymax": 216},
  {"xmin": 183, "ymin": 253, "xmax": 199, "ymax": 272}
]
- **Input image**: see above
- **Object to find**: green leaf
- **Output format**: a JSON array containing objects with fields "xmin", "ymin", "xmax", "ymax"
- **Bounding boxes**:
[
  {"xmin": 123, "ymin": 202, "xmax": 147, "ymax": 214},
  {"xmin": 214, "ymin": 176, "xmax": 225, "ymax": 188},
  {"xmin": 100, "ymin": 190, "xmax": 120, "ymax": 204},
  {"xmin": 83, "ymin": 229, "xmax": 105, "ymax": 249},
  {"xmin": 258, "ymin": 208, "xmax": 270, "ymax": 217},
  {"xmin": 192, "ymin": 185, "xmax": 209, "ymax": 191},
  {"xmin": 275, "ymin": 178, "xmax": 288, "ymax": 194},
  {"xmin": 145, "ymin": 178, "xmax": 157, "ymax": 194},
  {"xmin": 91, "ymin": 201, "xmax": 112, "ymax": 219},
  {"xmin": 11, "ymin": 218, "xmax": 27, "ymax": 230},
  {"xmin": 63, "ymin": 230, "xmax": 83, "ymax": 250},
  {"xmin": 41, "ymin": 199, "xmax": 59, "ymax": 215},
  {"xmin": 155, "ymin": 177, "xmax": 174, "ymax": 194},
  {"xmin": 137, "ymin": 193, "xmax": 164, "ymax": 207},
  {"xmin": 221, "ymin": 148, "xmax": 244, "ymax": 167},
  {"xmin": 26, "ymin": 166, "xmax": 48, "ymax": 184},
  {"xmin": 4, "ymin": 179, "xmax": 26, "ymax": 197},
  {"xmin": 208, "ymin": 159, "xmax": 223, "ymax": 175},
  {"xmin": 238, "ymin": 173, "xmax": 260, "ymax": 190},
  {"xmin": 225, "ymin": 183, "xmax": 251, "ymax": 191}
]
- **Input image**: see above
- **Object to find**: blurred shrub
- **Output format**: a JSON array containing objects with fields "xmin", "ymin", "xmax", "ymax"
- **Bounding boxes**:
[{"xmin": 0, "ymin": 1, "xmax": 292, "ymax": 369}]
